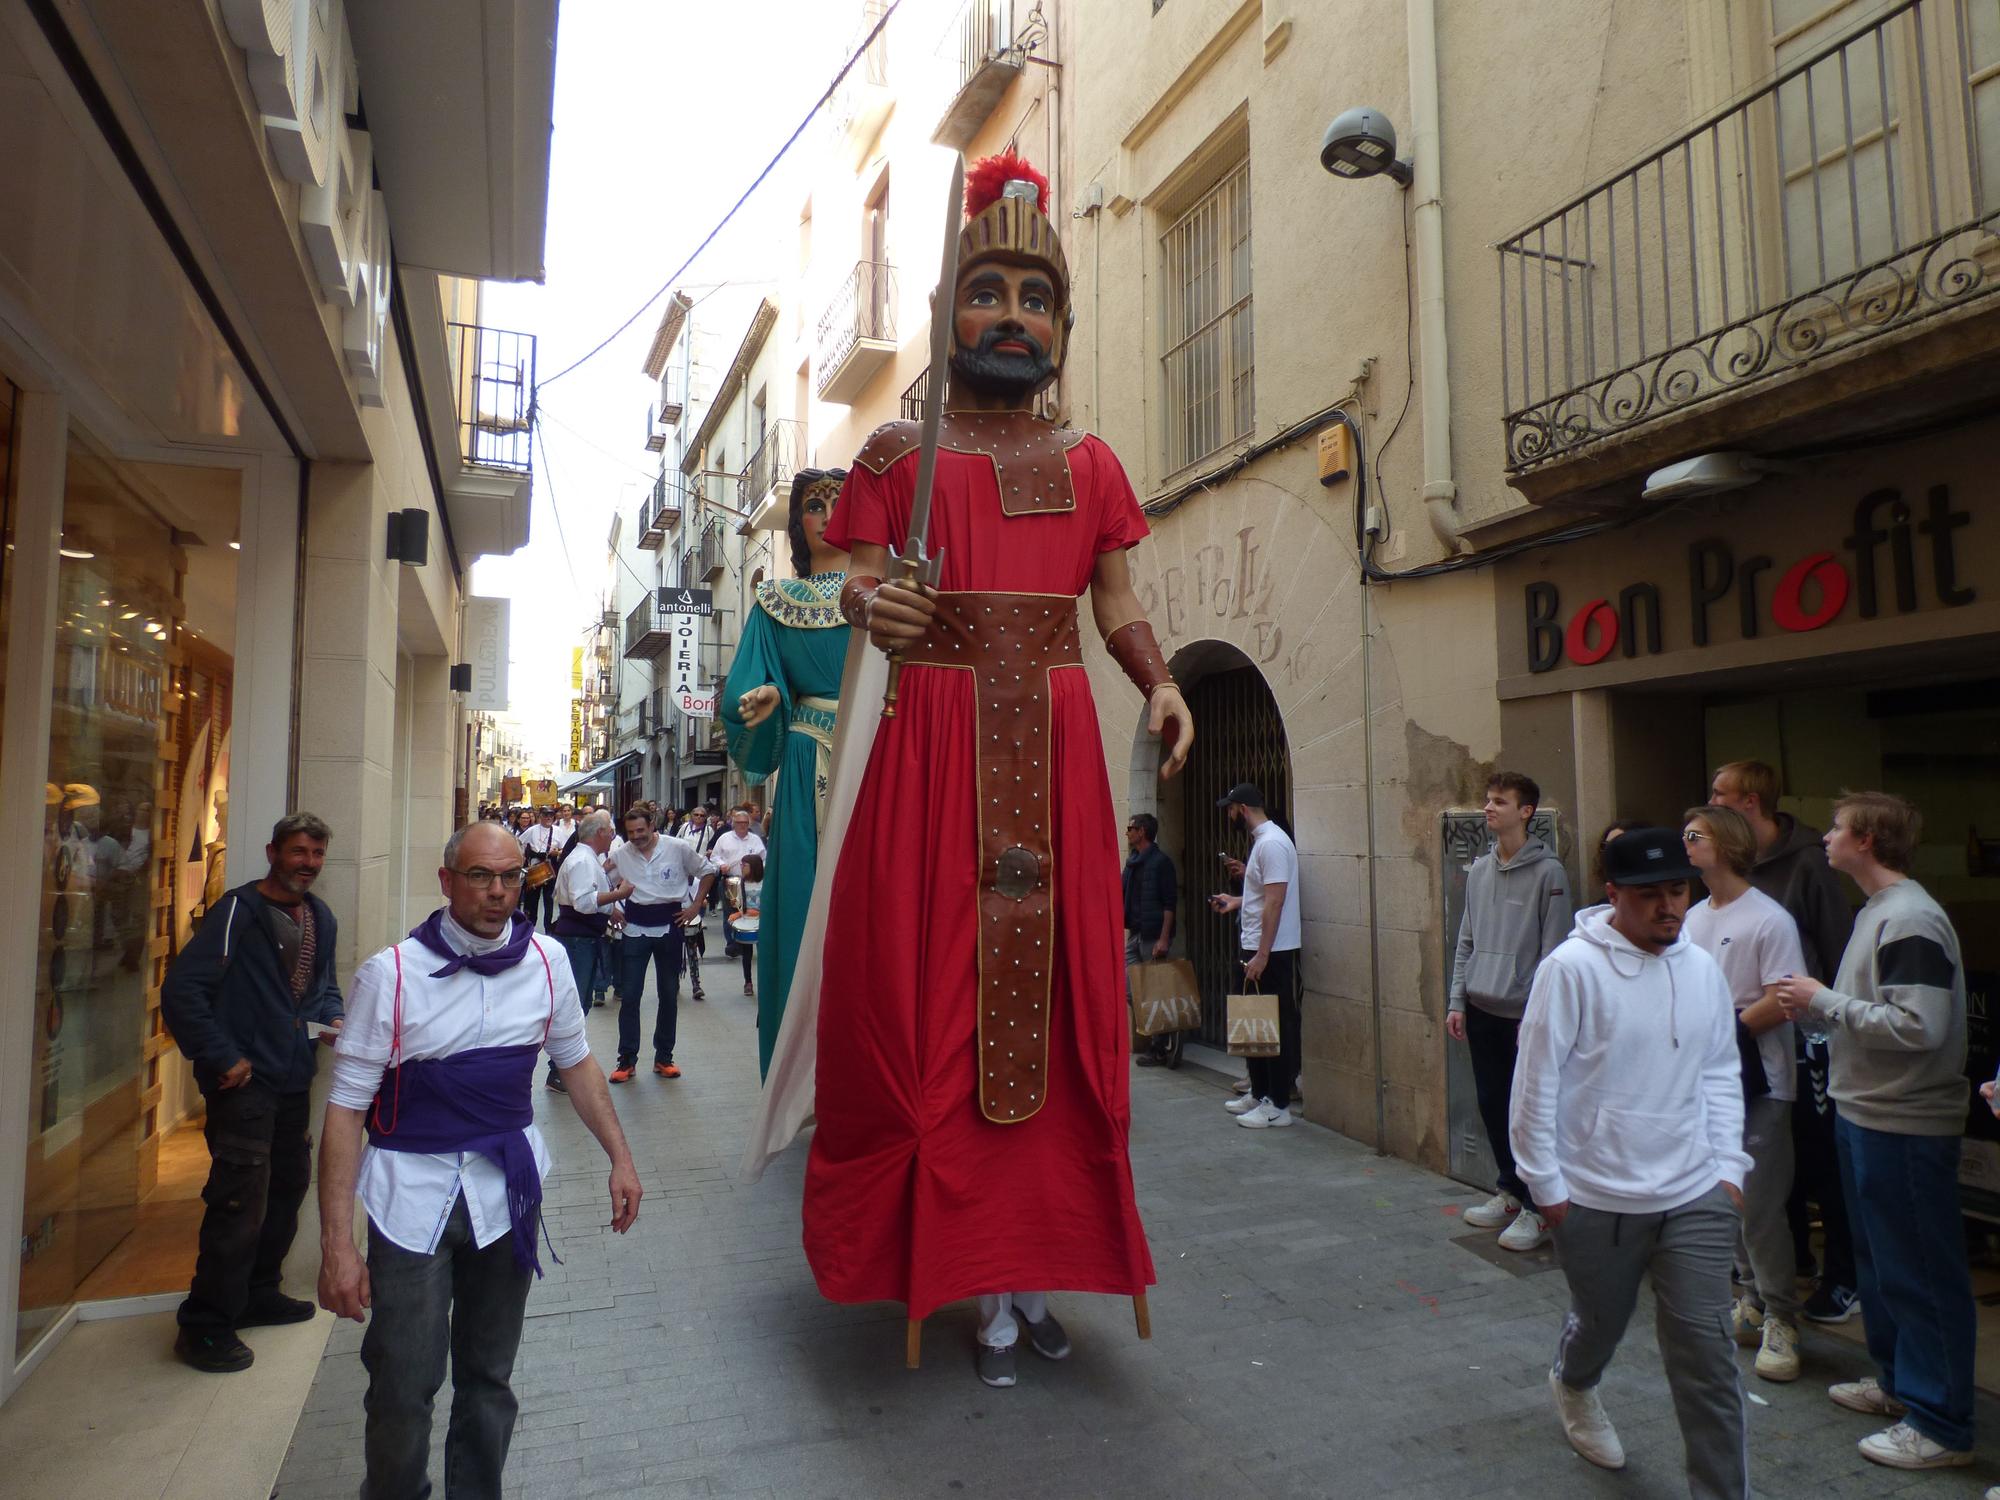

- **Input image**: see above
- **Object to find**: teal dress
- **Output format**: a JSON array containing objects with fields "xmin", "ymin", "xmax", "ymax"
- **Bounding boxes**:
[{"xmin": 721, "ymin": 572, "xmax": 849, "ymax": 1077}]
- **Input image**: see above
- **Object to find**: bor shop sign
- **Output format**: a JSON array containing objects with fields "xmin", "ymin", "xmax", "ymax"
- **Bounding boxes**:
[
  {"xmin": 1527, "ymin": 486, "xmax": 1978, "ymax": 672},
  {"xmin": 221, "ymin": 0, "xmax": 393, "ymax": 404},
  {"xmin": 665, "ymin": 588, "xmax": 716, "ymax": 719}
]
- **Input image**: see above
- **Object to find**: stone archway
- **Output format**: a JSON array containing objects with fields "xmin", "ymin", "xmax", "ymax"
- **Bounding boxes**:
[{"xmin": 1128, "ymin": 640, "xmax": 1292, "ymax": 1050}]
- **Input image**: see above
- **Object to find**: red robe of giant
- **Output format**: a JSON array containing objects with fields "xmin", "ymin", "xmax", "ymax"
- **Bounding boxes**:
[{"xmin": 807, "ymin": 427, "xmax": 1157, "ymax": 1320}]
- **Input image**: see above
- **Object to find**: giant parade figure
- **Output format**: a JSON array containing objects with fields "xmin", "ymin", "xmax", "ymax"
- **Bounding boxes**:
[{"xmin": 746, "ymin": 149, "xmax": 1194, "ymax": 1389}]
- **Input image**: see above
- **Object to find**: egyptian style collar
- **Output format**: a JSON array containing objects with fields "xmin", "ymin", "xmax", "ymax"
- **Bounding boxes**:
[{"xmin": 757, "ymin": 571, "xmax": 846, "ymax": 630}]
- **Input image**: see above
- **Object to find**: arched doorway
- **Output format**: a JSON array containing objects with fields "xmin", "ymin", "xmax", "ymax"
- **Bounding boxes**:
[{"xmin": 1136, "ymin": 642, "xmax": 1291, "ymax": 1051}]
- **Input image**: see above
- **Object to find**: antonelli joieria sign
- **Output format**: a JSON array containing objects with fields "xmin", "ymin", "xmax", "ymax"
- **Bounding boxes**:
[
  {"xmin": 463, "ymin": 597, "xmax": 510, "ymax": 712},
  {"xmin": 663, "ymin": 588, "xmax": 715, "ymax": 719}
]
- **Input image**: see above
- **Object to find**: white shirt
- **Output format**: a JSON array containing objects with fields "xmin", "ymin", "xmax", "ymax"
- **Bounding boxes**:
[
  {"xmin": 711, "ymin": 828, "xmax": 767, "ymax": 875},
  {"xmin": 328, "ymin": 911, "xmax": 588, "ymax": 1254},
  {"xmin": 611, "ymin": 836, "xmax": 716, "ymax": 937},
  {"xmin": 554, "ymin": 842, "xmax": 618, "ymax": 916},
  {"xmin": 521, "ymin": 823, "xmax": 556, "ymax": 858},
  {"xmin": 1683, "ymin": 886, "xmax": 1806, "ymax": 1102},
  {"xmin": 553, "ymin": 820, "xmax": 576, "ymax": 848},
  {"xmin": 1240, "ymin": 820, "xmax": 1302, "ymax": 953}
]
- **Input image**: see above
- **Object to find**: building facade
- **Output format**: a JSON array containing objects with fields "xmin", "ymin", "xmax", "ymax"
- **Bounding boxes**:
[
  {"xmin": 1065, "ymin": 0, "xmax": 2000, "ymax": 1194},
  {"xmin": 0, "ymin": 0, "xmax": 553, "ymax": 1399}
]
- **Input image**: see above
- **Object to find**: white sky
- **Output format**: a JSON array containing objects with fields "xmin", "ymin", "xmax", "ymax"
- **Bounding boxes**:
[{"xmin": 473, "ymin": 0, "xmax": 861, "ymax": 763}]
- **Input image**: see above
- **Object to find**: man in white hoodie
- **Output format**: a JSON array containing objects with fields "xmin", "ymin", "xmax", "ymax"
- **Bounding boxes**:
[{"xmin": 1512, "ymin": 827, "xmax": 1751, "ymax": 1500}]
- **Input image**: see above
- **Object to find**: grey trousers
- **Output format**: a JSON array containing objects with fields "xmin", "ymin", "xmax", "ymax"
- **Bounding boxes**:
[
  {"xmin": 1552, "ymin": 1184, "xmax": 1749, "ymax": 1500},
  {"xmin": 1739, "ymin": 1096, "xmax": 1801, "ymax": 1324}
]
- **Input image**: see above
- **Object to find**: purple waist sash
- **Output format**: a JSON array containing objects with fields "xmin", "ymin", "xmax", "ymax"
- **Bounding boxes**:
[
  {"xmin": 550, "ymin": 905, "xmax": 609, "ymax": 938},
  {"xmin": 367, "ymin": 1042, "xmax": 551, "ymax": 1275},
  {"xmin": 623, "ymin": 899, "xmax": 680, "ymax": 926}
]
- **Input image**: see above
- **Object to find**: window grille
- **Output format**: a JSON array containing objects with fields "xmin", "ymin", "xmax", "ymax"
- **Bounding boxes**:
[{"xmin": 1160, "ymin": 158, "xmax": 1253, "ymax": 474}]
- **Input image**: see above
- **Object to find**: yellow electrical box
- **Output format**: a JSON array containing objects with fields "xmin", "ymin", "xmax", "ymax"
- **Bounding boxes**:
[{"xmin": 1317, "ymin": 423, "xmax": 1354, "ymax": 487}]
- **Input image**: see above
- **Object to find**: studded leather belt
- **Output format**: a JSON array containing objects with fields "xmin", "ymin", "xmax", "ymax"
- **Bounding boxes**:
[{"xmin": 900, "ymin": 591, "xmax": 1083, "ymax": 1123}]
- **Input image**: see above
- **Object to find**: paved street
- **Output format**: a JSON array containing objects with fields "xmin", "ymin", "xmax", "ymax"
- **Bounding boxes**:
[{"xmin": 276, "ymin": 933, "xmax": 2000, "ymax": 1500}]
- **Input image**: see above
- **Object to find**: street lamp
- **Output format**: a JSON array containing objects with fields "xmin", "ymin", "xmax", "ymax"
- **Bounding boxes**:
[{"xmin": 1319, "ymin": 107, "xmax": 1413, "ymax": 187}]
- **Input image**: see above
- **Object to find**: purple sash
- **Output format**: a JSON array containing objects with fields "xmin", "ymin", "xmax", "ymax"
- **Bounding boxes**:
[
  {"xmin": 550, "ymin": 905, "xmax": 609, "ymax": 939},
  {"xmin": 623, "ymin": 899, "xmax": 679, "ymax": 927},
  {"xmin": 367, "ymin": 1043, "xmax": 551, "ymax": 1274}
]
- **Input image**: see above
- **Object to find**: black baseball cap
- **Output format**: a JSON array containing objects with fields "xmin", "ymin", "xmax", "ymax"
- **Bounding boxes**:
[
  {"xmin": 1602, "ymin": 827, "xmax": 1697, "ymax": 885},
  {"xmin": 1217, "ymin": 783, "xmax": 1264, "ymax": 810}
]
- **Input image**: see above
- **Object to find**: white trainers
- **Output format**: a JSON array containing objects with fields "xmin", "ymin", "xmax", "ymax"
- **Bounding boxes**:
[
  {"xmin": 1224, "ymin": 1092, "xmax": 1262, "ymax": 1115},
  {"xmin": 1828, "ymin": 1376, "xmax": 1907, "ymax": 1417},
  {"xmin": 1856, "ymin": 1421, "xmax": 1973, "ymax": 1470},
  {"xmin": 1730, "ymin": 1296, "xmax": 1765, "ymax": 1348},
  {"xmin": 1235, "ymin": 1098, "xmax": 1295, "ymax": 1129},
  {"xmin": 1548, "ymin": 1371, "xmax": 1625, "ymax": 1469},
  {"xmin": 1753, "ymin": 1316, "xmax": 1800, "ymax": 1383},
  {"xmin": 1463, "ymin": 1191, "xmax": 1520, "ymax": 1229},
  {"xmin": 1497, "ymin": 1208, "xmax": 1549, "ymax": 1251}
]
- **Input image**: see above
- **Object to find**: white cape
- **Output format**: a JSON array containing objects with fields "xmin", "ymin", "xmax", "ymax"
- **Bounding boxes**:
[{"xmin": 739, "ymin": 628, "xmax": 886, "ymax": 1182}]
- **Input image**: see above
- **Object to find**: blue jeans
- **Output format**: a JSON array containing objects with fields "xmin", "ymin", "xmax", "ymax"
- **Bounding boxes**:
[
  {"xmin": 591, "ymin": 933, "xmax": 613, "ymax": 999},
  {"xmin": 1836, "ymin": 1115, "xmax": 1976, "ymax": 1451},
  {"xmin": 617, "ymin": 926, "xmax": 684, "ymax": 1066},
  {"xmin": 360, "ymin": 1196, "xmax": 531, "ymax": 1500},
  {"xmin": 551, "ymin": 934, "xmax": 598, "ymax": 1080}
]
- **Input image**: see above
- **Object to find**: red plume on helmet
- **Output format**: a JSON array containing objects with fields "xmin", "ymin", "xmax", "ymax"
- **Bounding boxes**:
[{"xmin": 964, "ymin": 150, "xmax": 1049, "ymax": 218}]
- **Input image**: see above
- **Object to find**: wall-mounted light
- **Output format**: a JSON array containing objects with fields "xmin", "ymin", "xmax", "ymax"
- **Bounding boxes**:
[
  {"xmin": 450, "ymin": 663, "xmax": 473, "ymax": 693},
  {"xmin": 1319, "ymin": 107, "xmax": 1413, "ymax": 187},
  {"xmin": 385, "ymin": 508, "xmax": 430, "ymax": 567}
]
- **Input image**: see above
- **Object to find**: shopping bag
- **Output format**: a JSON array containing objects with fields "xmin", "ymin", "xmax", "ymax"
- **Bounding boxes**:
[
  {"xmin": 1129, "ymin": 959, "xmax": 1202, "ymax": 1037},
  {"xmin": 1225, "ymin": 989, "xmax": 1281, "ymax": 1057}
]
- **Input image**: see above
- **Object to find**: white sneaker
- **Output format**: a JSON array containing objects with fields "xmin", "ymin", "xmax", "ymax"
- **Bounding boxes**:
[
  {"xmin": 1498, "ymin": 1208, "xmax": 1548, "ymax": 1251},
  {"xmin": 1236, "ymin": 1098, "xmax": 1294, "ymax": 1129},
  {"xmin": 1857, "ymin": 1421, "xmax": 1973, "ymax": 1470},
  {"xmin": 1754, "ymin": 1316, "xmax": 1800, "ymax": 1383},
  {"xmin": 1829, "ymin": 1376, "xmax": 1907, "ymax": 1417},
  {"xmin": 1730, "ymin": 1296, "xmax": 1765, "ymax": 1348},
  {"xmin": 1548, "ymin": 1371, "xmax": 1625, "ymax": 1469},
  {"xmin": 1224, "ymin": 1092, "xmax": 1262, "ymax": 1115},
  {"xmin": 1463, "ymin": 1191, "xmax": 1519, "ymax": 1229}
]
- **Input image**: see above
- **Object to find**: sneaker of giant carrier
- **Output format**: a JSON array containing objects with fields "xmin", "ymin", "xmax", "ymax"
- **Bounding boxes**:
[{"xmin": 1463, "ymin": 1191, "xmax": 1520, "ymax": 1229}]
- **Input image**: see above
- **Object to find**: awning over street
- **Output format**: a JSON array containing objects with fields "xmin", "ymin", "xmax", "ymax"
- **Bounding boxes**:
[{"xmin": 557, "ymin": 749, "xmax": 640, "ymax": 796}]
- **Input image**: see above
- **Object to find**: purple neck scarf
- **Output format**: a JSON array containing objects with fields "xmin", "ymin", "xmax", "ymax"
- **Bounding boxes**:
[{"xmin": 410, "ymin": 909, "xmax": 536, "ymax": 979}]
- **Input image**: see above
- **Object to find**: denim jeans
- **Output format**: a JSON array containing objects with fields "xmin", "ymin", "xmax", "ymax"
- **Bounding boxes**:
[
  {"xmin": 1836, "ymin": 1116, "xmax": 1976, "ymax": 1451},
  {"xmin": 591, "ymin": 933, "xmax": 613, "ymax": 999},
  {"xmin": 551, "ymin": 934, "xmax": 598, "ymax": 1080},
  {"xmin": 617, "ymin": 925, "xmax": 684, "ymax": 1065},
  {"xmin": 1464, "ymin": 1003, "xmax": 1534, "ymax": 1209},
  {"xmin": 178, "ymin": 1082, "xmax": 312, "ymax": 1331},
  {"xmin": 360, "ymin": 1196, "xmax": 531, "ymax": 1500}
]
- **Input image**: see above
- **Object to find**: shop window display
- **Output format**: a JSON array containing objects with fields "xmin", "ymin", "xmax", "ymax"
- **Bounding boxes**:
[{"xmin": 16, "ymin": 431, "xmax": 236, "ymax": 1357}]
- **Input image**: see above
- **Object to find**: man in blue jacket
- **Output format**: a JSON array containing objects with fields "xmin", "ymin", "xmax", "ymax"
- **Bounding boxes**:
[{"xmin": 161, "ymin": 812, "xmax": 344, "ymax": 1372}]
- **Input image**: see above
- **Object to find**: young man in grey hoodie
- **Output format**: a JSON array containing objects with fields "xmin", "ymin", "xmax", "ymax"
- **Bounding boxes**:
[
  {"xmin": 1778, "ymin": 791, "xmax": 1973, "ymax": 1473},
  {"xmin": 1448, "ymin": 772, "xmax": 1572, "ymax": 1250}
]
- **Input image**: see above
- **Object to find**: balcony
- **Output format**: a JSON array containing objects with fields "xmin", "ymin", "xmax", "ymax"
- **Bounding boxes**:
[
  {"xmin": 624, "ymin": 593, "xmax": 672, "ymax": 661},
  {"xmin": 447, "ymin": 322, "xmax": 535, "ymax": 474},
  {"xmin": 644, "ymin": 404, "xmax": 667, "ymax": 453},
  {"xmin": 1500, "ymin": 0, "xmax": 2000, "ymax": 503},
  {"xmin": 739, "ymin": 418, "xmax": 806, "ymax": 525},
  {"xmin": 900, "ymin": 366, "xmax": 930, "ymax": 421},
  {"xmin": 828, "ymin": 3, "xmax": 892, "ymax": 167},
  {"xmin": 659, "ymin": 364, "xmax": 686, "ymax": 427},
  {"xmin": 698, "ymin": 515, "xmax": 728, "ymax": 582},
  {"xmin": 933, "ymin": 0, "xmax": 1032, "ymax": 150},
  {"xmin": 817, "ymin": 260, "xmax": 898, "ymax": 403},
  {"xmin": 678, "ymin": 544, "xmax": 699, "ymax": 588}
]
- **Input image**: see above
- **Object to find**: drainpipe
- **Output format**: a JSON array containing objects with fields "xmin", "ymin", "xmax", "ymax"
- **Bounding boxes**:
[{"xmin": 1408, "ymin": 0, "xmax": 1464, "ymax": 552}]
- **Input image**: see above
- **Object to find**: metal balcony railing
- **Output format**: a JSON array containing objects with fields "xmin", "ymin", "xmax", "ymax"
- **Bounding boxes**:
[
  {"xmin": 1500, "ymin": 0, "xmax": 2000, "ymax": 474},
  {"xmin": 816, "ymin": 261, "xmax": 898, "ymax": 397},
  {"xmin": 447, "ymin": 323, "xmax": 535, "ymax": 474},
  {"xmin": 679, "ymin": 544, "xmax": 699, "ymax": 589},
  {"xmin": 935, "ymin": 0, "xmax": 1041, "ymax": 148},
  {"xmin": 659, "ymin": 364, "xmax": 686, "ymax": 425},
  {"xmin": 740, "ymin": 419, "xmax": 806, "ymax": 508},
  {"xmin": 900, "ymin": 367, "xmax": 930, "ymax": 420},
  {"xmin": 698, "ymin": 515, "xmax": 727, "ymax": 582},
  {"xmin": 623, "ymin": 595, "xmax": 672, "ymax": 661}
]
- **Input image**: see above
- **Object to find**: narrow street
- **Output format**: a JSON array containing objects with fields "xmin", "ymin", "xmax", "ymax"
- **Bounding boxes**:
[{"xmin": 274, "ymin": 924, "xmax": 1998, "ymax": 1500}]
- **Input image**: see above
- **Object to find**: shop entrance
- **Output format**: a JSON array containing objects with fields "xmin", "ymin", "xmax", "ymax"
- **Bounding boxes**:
[
  {"xmin": 1173, "ymin": 649, "xmax": 1291, "ymax": 1052},
  {"xmin": 1603, "ymin": 656, "xmax": 2000, "ymax": 1383}
]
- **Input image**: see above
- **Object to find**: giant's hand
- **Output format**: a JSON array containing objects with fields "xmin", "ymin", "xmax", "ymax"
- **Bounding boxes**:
[
  {"xmin": 868, "ymin": 580, "xmax": 937, "ymax": 654},
  {"xmin": 737, "ymin": 685, "xmax": 780, "ymax": 729},
  {"xmin": 1151, "ymin": 685, "xmax": 1193, "ymax": 779}
]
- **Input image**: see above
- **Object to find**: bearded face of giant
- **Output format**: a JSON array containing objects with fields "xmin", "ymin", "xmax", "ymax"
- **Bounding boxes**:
[{"xmin": 949, "ymin": 262, "xmax": 1060, "ymax": 403}]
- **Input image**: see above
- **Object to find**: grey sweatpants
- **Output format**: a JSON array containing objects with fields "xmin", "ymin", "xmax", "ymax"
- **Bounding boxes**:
[
  {"xmin": 1739, "ymin": 1096, "xmax": 1800, "ymax": 1324},
  {"xmin": 1552, "ymin": 1184, "xmax": 1748, "ymax": 1500}
]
